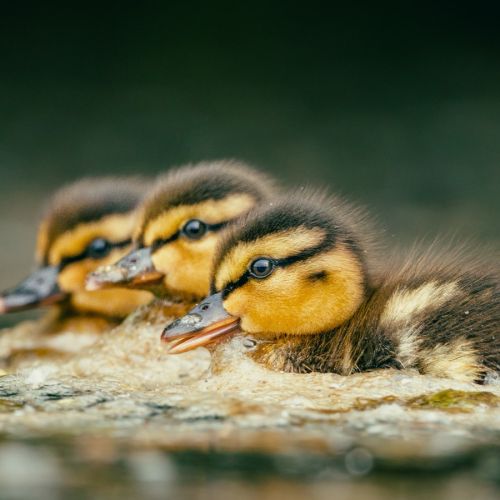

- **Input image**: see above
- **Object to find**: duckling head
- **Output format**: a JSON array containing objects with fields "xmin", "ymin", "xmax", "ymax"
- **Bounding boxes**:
[
  {"xmin": 87, "ymin": 160, "xmax": 276, "ymax": 300},
  {"xmin": 0, "ymin": 177, "xmax": 153, "ymax": 317},
  {"xmin": 162, "ymin": 190, "xmax": 376, "ymax": 353}
]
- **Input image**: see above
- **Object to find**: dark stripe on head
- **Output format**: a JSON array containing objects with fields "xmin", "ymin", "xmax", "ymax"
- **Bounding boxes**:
[
  {"xmin": 215, "ymin": 200, "xmax": 336, "ymax": 269},
  {"xmin": 58, "ymin": 238, "xmax": 131, "ymax": 270},
  {"xmin": 218, "ymin": 227, "xmax": 336, "ymax": 298},
  {"xmin": 136, "ymin": 160, "xmax": 276, "ymax": 244},
  {"xmin": 212, "ymin": 190, "xmax": 373, "ymax": 296},
  {"xmin": 308, "ymin": 270, "xmax": 328, "ymax": 282},
  {"xmin": 40, "ymin": 177, "xmax": 150, "ymax": 264},
  {"xmin": 150, "ymin": 219, "xmax": 237, "ymax": 254}
]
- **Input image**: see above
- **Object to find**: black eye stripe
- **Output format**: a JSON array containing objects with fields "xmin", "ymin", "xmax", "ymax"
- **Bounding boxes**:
[
  {"xmin": 151, "ymin": 231, "xmax": 181, "ymax": 252},
  {"xmin": 222, "ymin": 272, "xmax": 251, "ymax": 298},
  {"xmin": 220, "ymin": 235, "xmax": 336, "ymax": 298},
  {"xmin": 59, "ymin": 238, "xmax": 131, "ymax": 270},
  {"xmin": 150, "ymin": 218, "xmax": 235, "ymax": 253},
  {"xmin": 206, "ymin": 220, "xmax": 230, "ymax": 232}
]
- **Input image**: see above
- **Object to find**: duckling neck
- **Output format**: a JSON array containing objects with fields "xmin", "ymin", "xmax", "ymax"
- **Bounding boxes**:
[
  {"xmin": 67, "ymin": 289, "xmax": 153, "ymax": 320},
  {"xmin": 248, "ymin": 286, "xmax": 396, "ymax": 374}
]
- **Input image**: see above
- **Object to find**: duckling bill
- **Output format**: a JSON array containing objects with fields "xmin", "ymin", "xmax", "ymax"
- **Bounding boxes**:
[
  {"xmin": 86, "ymin": 247, "xmax": 164, "ymax": 291},
  {"xmin": 0, "ymin": 265, "xmax": 65, "ymax": 313},
  {"xmin": 164, "ymin": 292, "xmax": 240, "ymax": 353},
  {"xmin": 163, "ymin": 191, "xmax": 499, "ymax": 384}
]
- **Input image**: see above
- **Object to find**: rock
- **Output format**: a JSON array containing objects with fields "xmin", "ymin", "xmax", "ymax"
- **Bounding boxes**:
[{"xmin": 0, "ymin": 314, "xmax": 498, "ymax": 495}]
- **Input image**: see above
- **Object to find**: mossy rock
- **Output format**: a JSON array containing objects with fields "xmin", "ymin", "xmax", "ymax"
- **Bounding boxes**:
[
  {"xmin": 0, "ymin": 398, "xmax": 24, "ymax": 412},
  {"xmin": 351, "ymin": 395, "xmax": 401, "ymax": 411},
  {"xmin": 407, "ymin": 390, "xmax": 499, "ymax": 413}
]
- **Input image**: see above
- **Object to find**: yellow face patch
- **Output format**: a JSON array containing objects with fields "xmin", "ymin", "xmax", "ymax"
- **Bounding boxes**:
[
  {"xmin": 222, "ymin": 243, "xmax": 365, "ymax": 336},
  {"xmin": 48, "ymin": 212, "xmax": 138, "ymax": 266},
  {"xmin": 35, "ymin": 220, "xmax": 50, "ymax": 264},
  {"xmin": 214, "ymin": 227, "xmax": 326, "ymax": 291},
  {"xmin": 34, "ymin": 210, "xmax": 153, "ymax": 317},
  {"xmin": 141, "ymin": 194, "xmax": 255, "ymax": 247},
  {"xmin": 151, "ymin": 233, "xmax": 219, "ymax": 298}
]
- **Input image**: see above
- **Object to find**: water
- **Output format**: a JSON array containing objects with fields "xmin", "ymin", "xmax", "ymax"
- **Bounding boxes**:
[{"xmin": 0, "ymin": 439, "xmax": 498, "ymax": 500}]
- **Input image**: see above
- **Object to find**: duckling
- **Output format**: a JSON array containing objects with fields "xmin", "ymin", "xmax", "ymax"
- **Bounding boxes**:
[
  {"xmin": 0, "ymin": 177, "xmax": 153, "ymax": 365},
  {"xmin": 41, "ymin": 161, "xmax": 276, "ymax": 384},
  {"xmin": 86, "ymin": 160, "xmax": 277, "ymax": 303},
  {"xmin": 162, "ymin": 191, "xmax": 499, "ymax": 384}
]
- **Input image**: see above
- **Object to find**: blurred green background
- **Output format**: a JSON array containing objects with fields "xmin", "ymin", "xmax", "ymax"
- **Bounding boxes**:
[{"xmin": 0, "ymin": 2, "xmax": 499, "ymax": 304}]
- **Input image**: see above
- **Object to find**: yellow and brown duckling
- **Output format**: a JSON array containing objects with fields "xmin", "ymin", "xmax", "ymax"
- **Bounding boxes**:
[
  {"xmin": 0, "ymin": 177, "xmax": 153, "ymax": 352},
  {"xmin": 162, "ymin": 191, "xmax": 499, "ymax": 384},
  {"xmin": 86, "ymin": 161, "xmax": 277, "ymax": 304}
]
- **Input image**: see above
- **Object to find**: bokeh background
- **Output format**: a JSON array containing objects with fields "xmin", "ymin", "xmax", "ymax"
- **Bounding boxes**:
[{"xmin": 1, "ymin": 2, "xmax": 499, "ymax": 322}]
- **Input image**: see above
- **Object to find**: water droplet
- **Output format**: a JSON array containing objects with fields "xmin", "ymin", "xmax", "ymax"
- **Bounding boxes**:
[
  {"xmin": 344, "ymin": 447, "xmax": 373, "ymax": 476},
  {"xmin": 243, "ymin": 338, "xmax": 257, "ymax": 349},
  {"xmin": 181, "ymin": 314, "xmax": 202, "ymax": 326}
]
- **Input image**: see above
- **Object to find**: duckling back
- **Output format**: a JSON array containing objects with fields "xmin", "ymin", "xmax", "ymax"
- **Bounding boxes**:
[
  {"xmin": 294, "ymin": 242, "xmax": 500, "ymax": 383},
  {"xmin": 358, "ymin": 243, "xmax": 499, "ymax": 383}
]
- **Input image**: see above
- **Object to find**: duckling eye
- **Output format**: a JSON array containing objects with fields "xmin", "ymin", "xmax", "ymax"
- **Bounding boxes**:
[
  {"xmin": 249, "ymin": 258, "xmax": 275, "ymax": 279},
  {"xmin": 182, "ymin": 219, "xmax": 207, "ymax": 240},
  {"xmin": 87, "ymin": 238, "xmax": 111, "ymax": 259}
]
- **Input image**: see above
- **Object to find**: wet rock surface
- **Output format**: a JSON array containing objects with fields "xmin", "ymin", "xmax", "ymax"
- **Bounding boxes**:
[{"xmin": 0, "ymin": 304, "xmax": 499, "ymax": 498}]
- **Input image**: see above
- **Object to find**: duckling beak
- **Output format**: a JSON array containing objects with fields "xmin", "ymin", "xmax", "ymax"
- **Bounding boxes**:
[
  {"xmin": 161, "ymin": 292, "xmax": 240, "ymax": 354},
  {"xmin": 86, "ymin": 247, "xmax": 164, "ymax": 291},
  {"xmin": 0, "ymin": 266, "xmax": 66, "ymax": 313}
]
